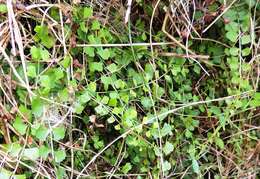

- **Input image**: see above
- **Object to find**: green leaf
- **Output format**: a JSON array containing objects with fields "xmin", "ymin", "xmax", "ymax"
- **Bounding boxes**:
[
  {"xmin": 115, "ymin": 79, "xmax": 126, "ymax": 89},
  {"xmin": 31, "ymin": 97, "xmax": 44, "ymax": 118},
  {"xmin": 78, "ymin": 91, "xmax": 91, "ymax": 104},
  {"xmin": 0, "ymin": 169, "xmax": 23, "ymax": 179},
  {"xmin": 34, "ymin": 25, "xmax": 48, "ymax": 38},
  {"xmin": 249, "ymin": 92, "xmax": 260, "ymax": 107},
  {"xmin": 122, "ymin": 108, "xmax": 137, "ymax": 127},
  {"xmin": 27, "ymin": 65, "xmax": 37, "ymax": 78},
  {"xmin": 219, "ymin": 115, "xmax": 226, "ymax": 129},
  {"xmin": 50, "ymin": 7, "xmax": 60, "ymax": 21},
  {"xmin": 121, "ymin": 163, "xmax": 132, "ymax": 174},
  {"xmin": 84, "ymin": 47, "xmax": 95, "ymax": 57},
  {"xmin": 161, "ymin": 123, "xmax": 172, "ymax": 137},
  {"xmin": 163, "ymin": 142, "xmax": 174, "ymax": 155},
  {"xmin": 241, "ymin": 35, "xmax": 251, "ymax": 45},
  {"xmin": 209, "ymin": 106, "xmax": 221, "ymax": 115},
  {"xmin": 41, "ymin": 36, "xmax": 55, "ymax": 49},
  {"xmin": 59, "ymin": 88, "xmax": 69, "ymax": 102},
  {"xmin": 15, "ymin": 175, "xmax": 26, "ymax": 179},
  {"xmin": 158, "ymin": 108, "xmax": 168, "ymax": 121},
  {"xmin": 97, "ymin": 48, "xmax": 110, "ymax": 60},
  {"xmin": 192, "ymin": 159, "xmax": 200, "ymax": 174},
  {"xmin": 101, "ymin": 76, "xmax": 112, "ymax": 90},
  {"xmin": 108, "ymin": 98, "xmax": 117, "ymax": 106},
  {"xmin": 30, "ymin": 46, "xmax": 50, "ymax": 61},
  {"xmin": 30, "ymin": 46, "xmax": 41, "ymax": 61},
  {"xmin": 107, "ymin": 116, "xmax": 115, "ymax": 123},
  {"xmin": 74, "ymin": 102, "xmax": 85, "ymax": 114},
  {"xmin": 56, "ymin": 167, "xmax": 66, "ymax": 179},
  {"xmin": 35, "ymin": 125, "xmax": 49, "ymax": 141},
  {"xmin": 153, "ymin": 84, "xmax": 165, "ymax": 98},
  {"xmin": 162, "ymin": 160, "xmax": 171, "ymax": 172},
  {"xmin": 245, "ymin": 0, "xmax": 256, "ymax": 8},
  {"xmin": 114, "ymin": 124, "xmax": 121, "ymax": 130},
  {"xmin": 0, "ymin": 169, "xmax": 12, "ymax": 179},
  {"xmin": 95, "ymin": 104, "xmax": 109, "ymax": 115},
  {"xmin": 254, "ymin": 92, "xmax": 260, "ymax": 100},
  {"xmin": 13, "ymin": 117, "xmax": 27, "ymax": 135},
  {"xmin": 153, "ymin": 146, "xmax": 162, "ymax": 157},
  {"xmin": 53, "ymin": 126, "xmax": 66, "ymax": 141},
  {"xmin": 226, "ymin": 31, "xmax": 238, "ymax": 42},
  {"xmin": 23, "ymin": 148, "xmax": 39, "ymax": 160},
  {"xmin": 242, "ymin": 47, "xmax": 251, "ymax": 56},
  {"xmin": 227, "ymin": 57, "xmax": 239, "ymax": 71},
  {"xmin": 0, "ymin": 169, "xmax": 26, "ymax": 179},
  {"xmin": 34, "ymin": 25, "xmax": 55, "ymax": 48},
  {"xmin": 88, "ymin": 82, "xmax": 97, "ymax": 92},
  {"xmin": 54, "ymin": 150, "xmax": 66, "ymax": 163},
  {"xmin": 92, "ymin": 136, "xmax": 104, "ymax": 149},
  {"xmin": 40, "ymin": 49, "xmax": 50, "ymax": 61},
  {"xmin": 145, "ymin": 63, "xmax": 154, "ymax": 80},
  {"xmin": 0, "ymin": 4, "xmax": 7, "ymax": 13},
  {"xmin": 250, "ymin": 99, "xmax": 260, "ymax": 107},
  {"xmin": 7, "ymin": 143, "xmax": 22, "ymax": 158},
  {"xmin": 223, "ymin": 10, "xmax": 237, "ymax": 22},
  {"xmin": 107, "ymin": 63, "xmax": 118, "ymax": 73},
  {"xmin": 40, "ymin": 75, "xmax": 51, "ymax": 88},
  {"xmin": 18, "ymin": 105, "xmax": 32, "ymax": 122},
  {"xmin": 229, "ymin": 48, "xmax": 239, "ymax": 56},
  {"xmin": 215, "ymin": 137, "xmax": 225, "ymax": 149},
  {"xmin": 112, "ymin": 107, "xmax": 123, "ymax": 115},
  {"xmin": 83, "ymin": 7, "xmax": 93, "ymax": 18},
  {"xmin": 60, "ymin": 56, "xmax": 71, "ymax": 68},
  {"xmin": 185, "ymin": 129, "xmax": 193, "ymax": 138},
  {"xmin": 141, "ymin": 97, "xmax": 153, "ymax": 109},
  {"xmin": 91, "ymin": 20, "xmax": 101, "ymax": 30},
  {"xmin": 39, "ymin": 145, "xmax": 50, "ymax": 159},
  {"xmin": 89, "ymin": 62, "xmax": 103, "ymax": 72},
  {"xmin": 126, "ymin": 136, "xmax": 139, "ymax": 146},
  {"xmin": 242, "ymin": 63, "xmax": 251, "ymax": 72},
  {"xmin": 141, "ymin": 32, "xmax": 147, "ymax": 41},
  {"xmin": 54, "ymin": 68, "xmax": 64, "ymax": 80},
  {"xmin": 121, "ymin": 93, "xmax": 129, "ymax": 103},
  {"xmin": 109, "ymin": 92, "xmax": 118, "ymax": 99},
  {"xmin": 88, "ymin": 34, "xmax": 101, "ymax": 44},
  {"xmin": 123, "ymin": 108, "xmax": 137, "ymax": 120},
  {"xmin": 194, "ymin": 11, "xmax": 203, "ymax": 20},
  {"xmin": 101, "ymin": 96, "xmax": 109, "ymax": 104},
  {"xmin": 79, "ymin": 21, "xmax": 88, "ymax": 33}
]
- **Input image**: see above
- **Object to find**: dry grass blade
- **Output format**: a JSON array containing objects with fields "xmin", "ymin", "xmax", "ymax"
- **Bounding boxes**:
[{"xmin": 7, "ymin": 0, "xmax": 31, "ymax": 100}]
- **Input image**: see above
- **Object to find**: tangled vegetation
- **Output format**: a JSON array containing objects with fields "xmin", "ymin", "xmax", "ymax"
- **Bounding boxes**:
[{"xmin": 0, "ymin": 0, "xmax": 260, "ymax": 178}]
